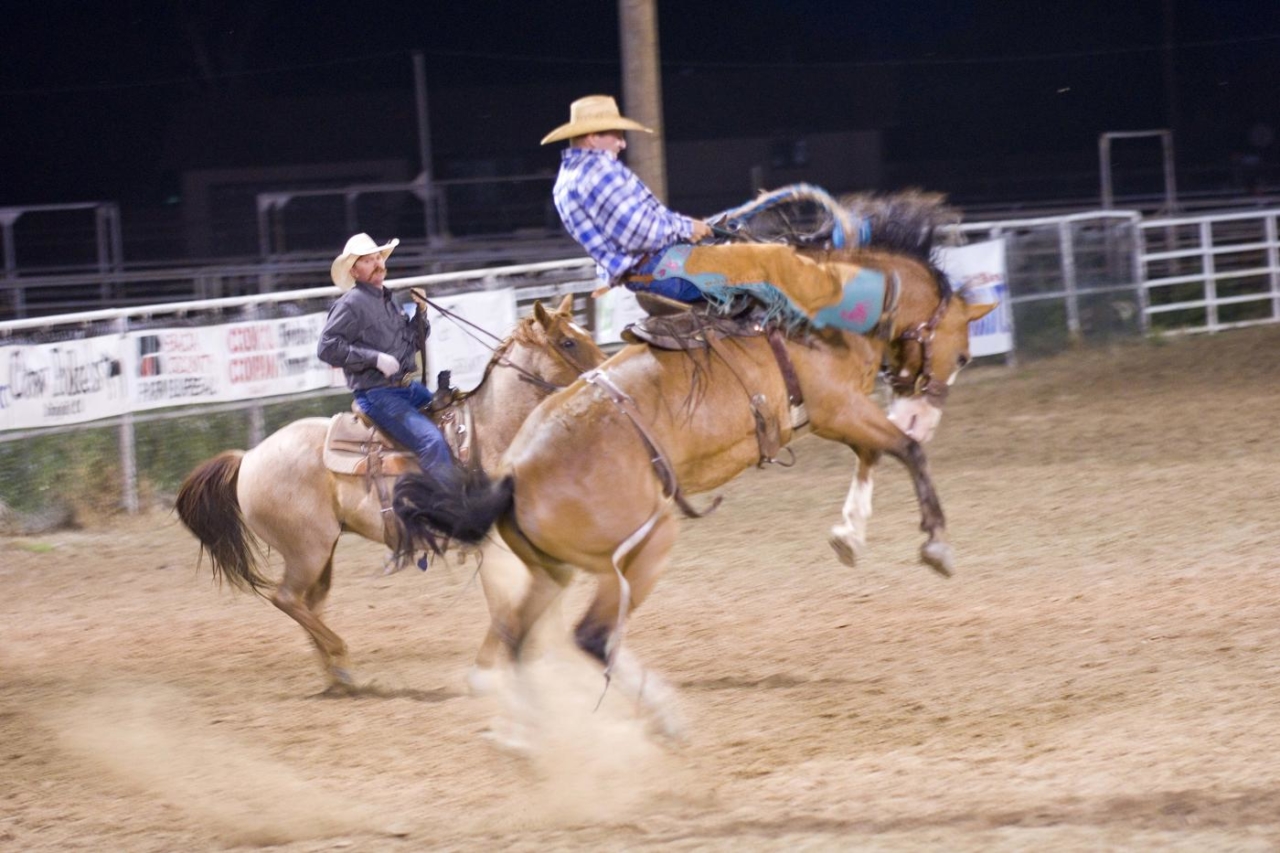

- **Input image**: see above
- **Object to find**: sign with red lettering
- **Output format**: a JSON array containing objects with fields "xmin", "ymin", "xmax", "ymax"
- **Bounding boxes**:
[{"xmin": 126, "ymin": 313, "xmax": 335, "ymax": 412}]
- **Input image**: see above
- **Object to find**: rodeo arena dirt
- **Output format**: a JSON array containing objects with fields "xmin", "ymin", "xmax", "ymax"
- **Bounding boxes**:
[{"xmin": 2, "ymin": 322, "xmax": 1280, "ymax": 852}]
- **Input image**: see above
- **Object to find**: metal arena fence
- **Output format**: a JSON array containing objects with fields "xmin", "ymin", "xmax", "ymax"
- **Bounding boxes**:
[{"xmin": 2, "ymin": 206, "xmax": 1279, "ymax": 521}]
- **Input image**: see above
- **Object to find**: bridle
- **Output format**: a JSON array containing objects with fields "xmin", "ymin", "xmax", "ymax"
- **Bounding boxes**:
[{"xmin": 883, "ymin": 276, "xmax": 954, "ymax": 402}]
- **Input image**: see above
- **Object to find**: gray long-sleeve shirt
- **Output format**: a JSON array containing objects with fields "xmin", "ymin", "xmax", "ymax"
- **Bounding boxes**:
[{"xmin": 317, "ymin": 282, "xmax": 426, "ymax": 391}]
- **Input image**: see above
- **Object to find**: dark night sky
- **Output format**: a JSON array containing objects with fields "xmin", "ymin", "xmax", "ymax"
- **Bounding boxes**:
[{"xmin": 3, "ymin": 0, "xmax": 1279, "ymax": 208}]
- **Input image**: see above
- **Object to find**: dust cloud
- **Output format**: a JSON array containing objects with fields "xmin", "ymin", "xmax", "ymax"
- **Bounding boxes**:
[{"xmin": 46, "ymin": 683, "xmax": 386, "ymax": 846}]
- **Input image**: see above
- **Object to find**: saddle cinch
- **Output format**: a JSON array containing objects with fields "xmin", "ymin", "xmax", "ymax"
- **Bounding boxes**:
[{"xmin": 321, "ymin": 371, "xmax": 473, "ymax": 478}]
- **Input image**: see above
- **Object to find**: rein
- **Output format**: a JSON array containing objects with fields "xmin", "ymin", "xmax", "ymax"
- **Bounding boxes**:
[
  {"xmin": 421, "ymin": 296, "xmax": 567, "ymax": 393},
  {"xmin": 421, "ymin": 296, "xmax": 503, "ymax": 346}
]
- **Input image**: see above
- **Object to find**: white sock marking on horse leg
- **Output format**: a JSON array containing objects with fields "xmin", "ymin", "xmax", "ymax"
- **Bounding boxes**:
[{"xmin": 831, "ymin": 465, "xmax": 874, "ymax": 554}]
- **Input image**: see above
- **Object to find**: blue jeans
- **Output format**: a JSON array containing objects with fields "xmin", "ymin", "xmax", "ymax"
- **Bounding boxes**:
[
  {"xmin": 625, "ymin": 251, "xmax": 705, "ymax": 302},
  {"xmin": 354, "ymin": 381, "xmax": 452, "ymax": 472}
]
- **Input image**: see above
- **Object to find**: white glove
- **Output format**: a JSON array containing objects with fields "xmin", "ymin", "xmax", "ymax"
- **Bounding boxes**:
[{"xmin": 375, "ymin": 352, "xmax": 400, "ymax": 378}]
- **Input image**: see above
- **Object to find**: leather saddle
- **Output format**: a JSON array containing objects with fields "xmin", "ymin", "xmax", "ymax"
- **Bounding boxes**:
[
  {"xmin": 322, "ymin": 409, "xmax": 418, "ymax": 477},
  {"xmin": 321, "ymin": 371, "xmax": 472, "ymax": 477},
  {"xmin": 621, "ymin": 292, "xmax": 764, "ymax": 350}
]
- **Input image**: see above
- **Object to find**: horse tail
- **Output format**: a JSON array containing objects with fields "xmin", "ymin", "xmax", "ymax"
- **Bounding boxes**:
[
  {"xmin": 392, "ymin": 467, "xmax": 515, "ymax": 556},
  {"xmin": 174, "ymin": 450, "xmax": 272, "ymax": 595}
]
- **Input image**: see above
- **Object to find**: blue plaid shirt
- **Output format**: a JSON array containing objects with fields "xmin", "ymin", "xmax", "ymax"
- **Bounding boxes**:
[{"xmin": 552, "ymin": 148, "xmax": 694, "ymax": 284}]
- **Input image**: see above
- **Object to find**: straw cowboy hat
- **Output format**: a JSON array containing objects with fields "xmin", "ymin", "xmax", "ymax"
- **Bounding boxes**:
[
  {"xmin": 540, "ymin": 95, "xmax": 653, "ymax": 145},
  {"xmin": 330, "ymin": 233, "xmax": 400, "ymax": 291}
]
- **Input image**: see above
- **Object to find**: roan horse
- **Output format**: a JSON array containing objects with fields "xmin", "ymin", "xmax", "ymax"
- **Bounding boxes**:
[
  {"xmin": 175, "ymin": 296, "xmax": 605, "ymax": 692},
  {"xmin": 392, "ymin": 194, "xmax": 997, "ymax": 710}
]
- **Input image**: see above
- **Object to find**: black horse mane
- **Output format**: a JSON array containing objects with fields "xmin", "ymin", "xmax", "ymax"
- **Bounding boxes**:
[
  {"xmin": 838, "ymin": 189, "xmax": 961, "ymax": 264},
  {"xmin": 836, "ymin": 190, "xmax": 959, "ymax": 302}
]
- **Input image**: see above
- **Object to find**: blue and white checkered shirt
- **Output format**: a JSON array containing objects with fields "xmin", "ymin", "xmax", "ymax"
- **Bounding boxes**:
[{"xmin": 552, "ymin": 148, "xmax": 694, "ymax": 284}]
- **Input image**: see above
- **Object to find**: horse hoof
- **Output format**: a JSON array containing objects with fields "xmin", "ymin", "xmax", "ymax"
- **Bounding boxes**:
[
  {"xmin": 648, "ymin": 712, "xmax": 688, "ymax": 747},
  {"xmin": 920, "ymin": 541, "xmax": 954, "ymax": 577},
  {"xmin": 828, "ymin": 534, "xmax": 863, "ymax": 568},
  {"xmin": 318, "ymin": 681, "xmax": 359, "ymax": 698},
  {"xmin": 466, "ymin": 665, "xmax": 503, "ymax": 697},
  {"xmin": 480, "ymin": 725, "xmax": 533, "ymax": 756},
  {"xmin": 315, "ymin": 666, "xmax": 360, "ymax": 697}
]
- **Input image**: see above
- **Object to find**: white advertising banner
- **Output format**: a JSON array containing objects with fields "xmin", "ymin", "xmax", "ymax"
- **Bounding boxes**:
[
  {"xmin": 0, "ymin": 313, "xmax": 341, "ymax": 431},
  {"xmin": 592, "ymin": 285, "xmax": 647, "ymax": 346},
  {"xmin": 424, "ymin": 288, "xmax": 518, "ymax": 390},
  {"xmin": 126, "ymin": 313, "xmax": 337, "ymax": 412},
  {"xmin": 936, "ymin": 238, "xmax": 1014, "ymax": 358},
  {"xmin": 0, "ymin": 336, "xmax": 130, "ymax": 430}
]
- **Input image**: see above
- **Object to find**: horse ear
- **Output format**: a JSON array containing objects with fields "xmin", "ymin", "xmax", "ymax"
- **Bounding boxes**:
[
  {"xmin": 556, "ymin": 293, "xmax": 574, "ymax": 315},
  {"xmin": 532, "ymin": 300, "xmax": 550, "ymax": 327},
  {"xmin": 966, "ymin": 302, "xmax": 998, "ymax": 322}
]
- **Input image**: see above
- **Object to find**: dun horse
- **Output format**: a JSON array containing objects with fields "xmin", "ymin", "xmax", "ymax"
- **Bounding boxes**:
[
  {"xmin": 393, "ymin": 195, "xmax": 996, "ymax": 703},
  {"xmin": 175, "ymin": 296, "xmax": 605, "ymax": 692}
]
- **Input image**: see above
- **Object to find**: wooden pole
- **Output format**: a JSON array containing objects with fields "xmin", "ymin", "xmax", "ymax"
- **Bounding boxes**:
[{"xmin": 618, "ymin": 0, "xmax": 669, "ymax": 202}]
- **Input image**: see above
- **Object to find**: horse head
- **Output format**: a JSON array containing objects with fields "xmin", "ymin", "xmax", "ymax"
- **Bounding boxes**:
[
  {"xmin": 815, "ymin": 190, "xmax": 996, "ymax": 445},
  {"xmin": 503, "ymin": 294, "xmax": 607, "ymax": 389},
  {"xmin": 884, "ymin": 289, "xmax": 996, "ymax": 443}
]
